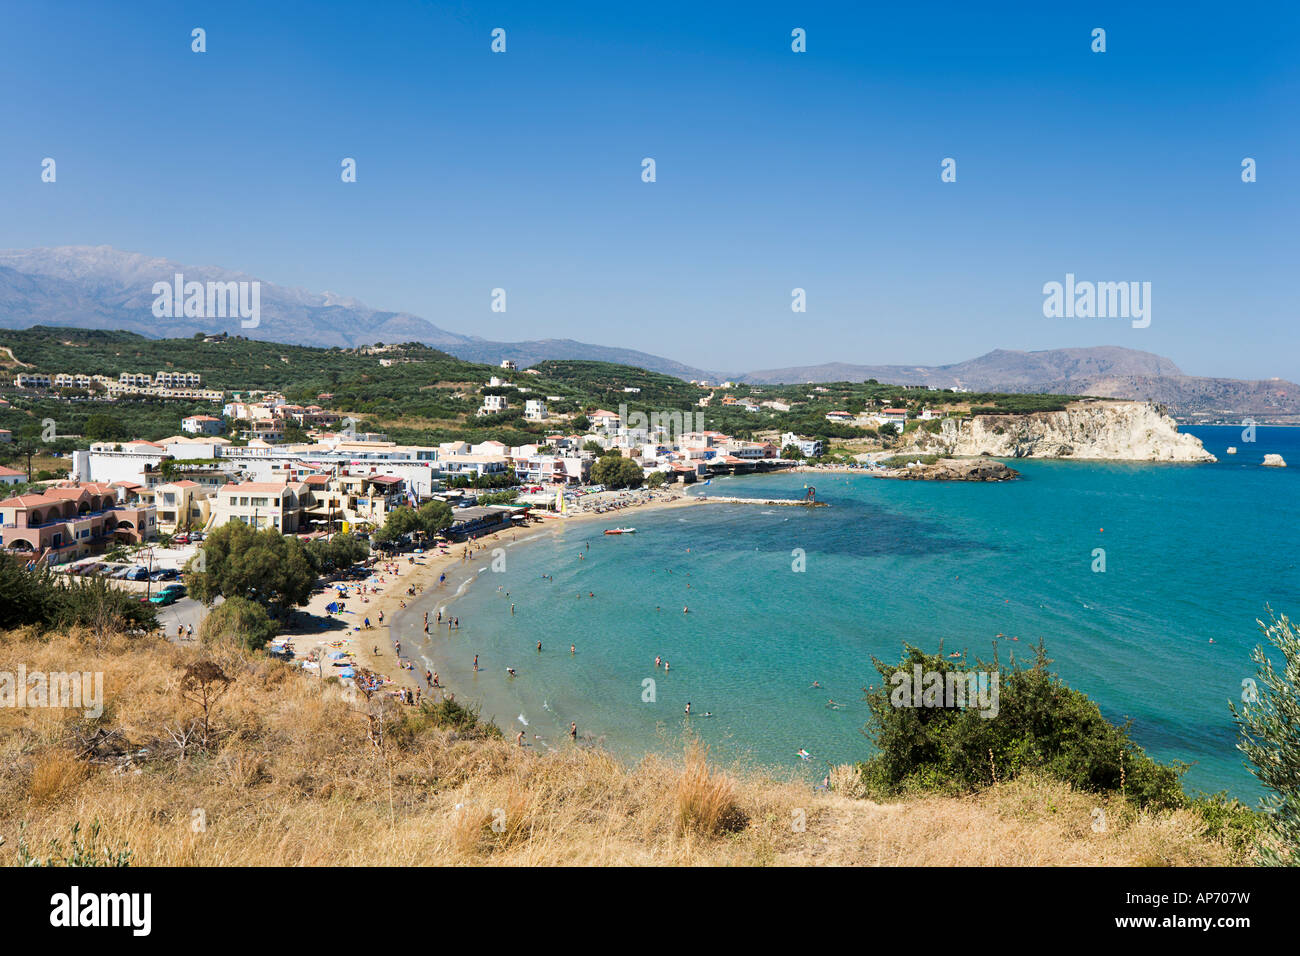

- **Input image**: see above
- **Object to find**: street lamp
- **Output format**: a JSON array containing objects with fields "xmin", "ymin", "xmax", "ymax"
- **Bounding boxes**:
[{"xmin": 143, "ymin": 546, "xmax": 155, "ymax": 600}]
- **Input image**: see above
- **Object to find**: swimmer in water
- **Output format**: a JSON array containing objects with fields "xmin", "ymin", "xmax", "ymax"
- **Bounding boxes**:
[
  {"xmin": 684, "ymin": 702, "xmax": 691, "ymax": 715},
  {"xmin": 570, "ymin": 644, "xmax": 576, "ymax": 654},
  {"xmin": 811, "ymin": 681, "xmax": 821, "ymax": 688},
  {"xmin": 655, "ymin": 656, "xmax": 661, "ymax": 668}
]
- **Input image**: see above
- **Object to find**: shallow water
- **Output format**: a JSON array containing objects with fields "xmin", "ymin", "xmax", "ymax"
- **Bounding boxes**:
[{"xmin": 396, "ymin": 426, "xmax": 1299, "ymax": 798}]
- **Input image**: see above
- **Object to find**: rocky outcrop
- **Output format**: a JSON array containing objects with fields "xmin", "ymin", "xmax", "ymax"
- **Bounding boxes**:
[
  {"xmin": 905, "ymin": 401, "xmax": 1216, "ymax": 462},
  {"xmin": 886, "ymin": 458, "xmax": 1018, "ymax": 482},
  {"xmin": 1262, "ymin": 454, "xmax": 1287, "ymax": 467}
]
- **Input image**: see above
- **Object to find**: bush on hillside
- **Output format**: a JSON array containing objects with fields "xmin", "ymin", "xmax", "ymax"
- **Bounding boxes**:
[
  {"xmin": 199, "ymin": 596, "xmax": 279, "ymax": 652},
  {"xmin": 857, "ymin": 643, "xmax": 1188, "ymax": 809},
  {"xmin": 1231, "ymin": 608, "xmax": 1300, "ymax": 865}
]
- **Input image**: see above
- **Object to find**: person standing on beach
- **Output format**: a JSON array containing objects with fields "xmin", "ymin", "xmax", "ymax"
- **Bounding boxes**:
[
  {"xmin": 516, "ymin": 730, "xmax": 525, "ymax": 747},
  {"xmin": 473, "ymin": 654, "xmax": 479, "ymax": 672},
  {"xmin": 537, "ymin": 641, "xmax": 542, "ymax": 653},
  {"xmin": 570, "ymin": 722, "xmax": 578, "ymax": 741}
]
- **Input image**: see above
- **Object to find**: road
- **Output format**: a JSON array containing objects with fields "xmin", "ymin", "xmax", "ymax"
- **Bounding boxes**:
[{"xmin": 153, "ymin": 596, "xmax": 211, "ymax": 644}]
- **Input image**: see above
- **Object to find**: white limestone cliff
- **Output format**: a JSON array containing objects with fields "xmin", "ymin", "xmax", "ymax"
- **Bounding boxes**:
[{"xmin": 905, "ymin": 401, "xmax": 1216, "ymax": 462}]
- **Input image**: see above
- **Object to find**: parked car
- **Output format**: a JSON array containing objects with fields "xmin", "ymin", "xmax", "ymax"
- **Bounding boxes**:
[
  {"xmin": 126, "ymin": 567, "xmax": 150, "ymax": 581},
  {"xmin": 110, "ymin": 565, "xmax": 133, "ymax": 579},
  {"xmin": 173, "ymin": 533, "xmax": 190, "ymax": 544},
  {"xmin": 161, "ymin": 583, "xmax": 187, "ymax": 597},
  {"xmin": 149, "ymin": 590, "xmax": 180, "ymax": 605}
]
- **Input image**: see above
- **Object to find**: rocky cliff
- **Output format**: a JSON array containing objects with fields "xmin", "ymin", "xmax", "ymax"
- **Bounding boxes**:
[{"xmin": 905, "ymin": 400, "xmax": 1216, "ymax": 462}]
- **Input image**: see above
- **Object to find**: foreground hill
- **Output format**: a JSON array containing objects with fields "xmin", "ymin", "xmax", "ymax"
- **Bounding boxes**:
[{"xmin": 0, "ymin": 629, "xmax": 1249, "ymax": 867}]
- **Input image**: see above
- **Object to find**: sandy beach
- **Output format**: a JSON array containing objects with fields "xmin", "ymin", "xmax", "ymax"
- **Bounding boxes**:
[{"xmin": 281, "ymin": 486, "xmax": 702, "ymax": 708}]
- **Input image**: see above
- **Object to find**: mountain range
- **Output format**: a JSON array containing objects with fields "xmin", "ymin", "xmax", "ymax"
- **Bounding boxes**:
[{"xmin": 0, "ymin": 246, "xmax": 1296, "ymax": 420}]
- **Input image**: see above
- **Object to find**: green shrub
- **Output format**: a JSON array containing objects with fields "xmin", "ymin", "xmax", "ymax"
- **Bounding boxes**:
[
  {"xmin": 200, "ymin": 595, "xmax": 279, "ymax": 651},
  {"xmin": 856, "ymin": 644, "xmax": 1188, "ymax": 809},
  {"xmin": 1231, "ymin": 608, "xmax": 1300, "ymax": 865}
]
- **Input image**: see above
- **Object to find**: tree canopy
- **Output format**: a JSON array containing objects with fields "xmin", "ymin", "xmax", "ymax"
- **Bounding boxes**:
[{"xmin": 185, "ymin": 522, "xmax": 315, "ymax": 617}]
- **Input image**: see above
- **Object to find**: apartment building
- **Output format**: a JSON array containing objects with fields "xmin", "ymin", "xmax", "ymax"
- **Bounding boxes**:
[
  {"xmin": 208, "ymin": 481, "xmax": 310, "ymax": 533},
  {"xmin": 0, "ymin": 482, "xmax": 155, "ymax": 563}
]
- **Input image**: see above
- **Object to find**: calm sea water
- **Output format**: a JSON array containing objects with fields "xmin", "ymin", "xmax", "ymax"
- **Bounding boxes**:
[{"xmin": 397, "ymin": 425, "xmax": 1298, "ymax": 799}]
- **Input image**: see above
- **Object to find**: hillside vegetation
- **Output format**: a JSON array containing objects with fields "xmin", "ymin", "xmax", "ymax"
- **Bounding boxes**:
[
  {"xmin": 0, "ymin": 327, "xmax": 1086, "ymax": 456},
  {"xmin": 0, "ymin": 627, "xmax": 1256, "ymax": 867}
]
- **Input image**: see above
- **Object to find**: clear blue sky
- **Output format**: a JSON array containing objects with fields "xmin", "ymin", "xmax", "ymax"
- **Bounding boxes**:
[{"xmin": 2, "ymin": 0, "xmax": 1296, "ymax": 378}]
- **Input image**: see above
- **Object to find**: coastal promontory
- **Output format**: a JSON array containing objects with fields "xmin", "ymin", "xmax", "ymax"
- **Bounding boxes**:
[{"xmin": 904, "ymin": 400, "xmax": 1216, "ymax": 463}]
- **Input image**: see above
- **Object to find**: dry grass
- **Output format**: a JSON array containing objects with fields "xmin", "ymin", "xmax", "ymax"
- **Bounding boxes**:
[{"xmin": 0, "ymin": 629, "xmax": 1248, "ymax": 866}]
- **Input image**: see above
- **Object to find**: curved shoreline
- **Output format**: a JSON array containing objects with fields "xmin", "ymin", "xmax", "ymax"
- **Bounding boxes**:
[{"xmin": 389, "ymin": 490, "xmax": 700, "ymax": 715}]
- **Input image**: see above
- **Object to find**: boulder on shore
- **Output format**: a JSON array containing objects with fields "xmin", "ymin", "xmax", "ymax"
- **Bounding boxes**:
[{"xmin": 1262, "ymin": 454, "xmax": 1287, "ymax": 467}]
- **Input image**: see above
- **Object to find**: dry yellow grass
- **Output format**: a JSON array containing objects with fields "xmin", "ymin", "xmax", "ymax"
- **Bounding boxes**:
[{"xmin": 0, "ymin": 629, "xmax": 1246, "ymax": 866}]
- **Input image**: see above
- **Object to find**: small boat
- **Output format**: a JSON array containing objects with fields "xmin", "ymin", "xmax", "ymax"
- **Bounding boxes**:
[{"xmin": 603, "ymin": 527, "xmax": 636, "ymax": 535}]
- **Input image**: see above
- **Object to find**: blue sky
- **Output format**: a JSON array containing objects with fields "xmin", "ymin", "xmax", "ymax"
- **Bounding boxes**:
[{"xmin": 2, "ymin": 0, "xmax": 1296, "ymax": 377}]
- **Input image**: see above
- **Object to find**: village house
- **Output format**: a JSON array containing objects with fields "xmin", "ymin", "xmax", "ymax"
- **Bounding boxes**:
[{"xmin": 182, "ymin": 414, "xmax": 225, "ymax": 435}]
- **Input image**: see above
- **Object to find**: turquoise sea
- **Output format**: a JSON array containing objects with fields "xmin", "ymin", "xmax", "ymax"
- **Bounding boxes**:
[{"xmin": 395, "ymin": 425, "xmax": 1299, "ymax": 799}]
